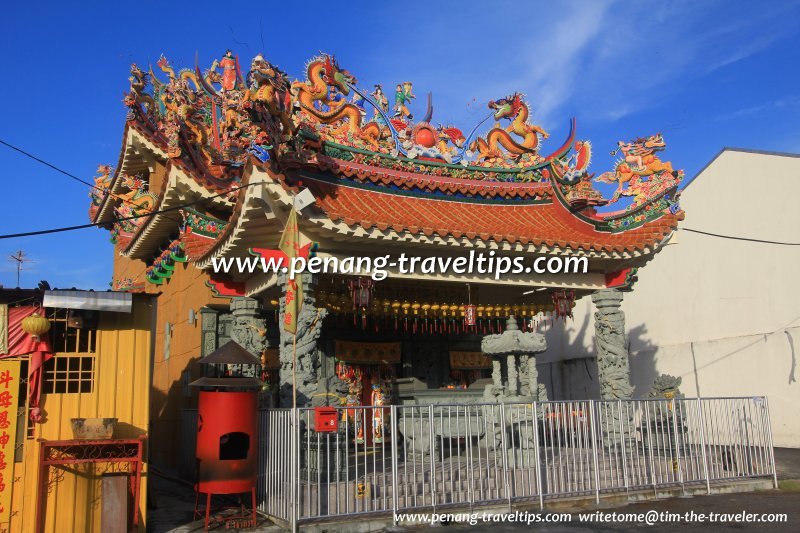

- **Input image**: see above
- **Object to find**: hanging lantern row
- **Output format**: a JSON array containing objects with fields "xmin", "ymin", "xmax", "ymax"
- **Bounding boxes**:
[{"xmin": 265, "ymin": 293, "xmax": 575, "ymax": 334}]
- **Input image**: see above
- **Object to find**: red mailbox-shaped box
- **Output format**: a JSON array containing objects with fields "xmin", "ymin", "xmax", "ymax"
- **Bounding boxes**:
[{"xmin": 314, "ymin": 407, "xmax": 339, "ymax": 433}]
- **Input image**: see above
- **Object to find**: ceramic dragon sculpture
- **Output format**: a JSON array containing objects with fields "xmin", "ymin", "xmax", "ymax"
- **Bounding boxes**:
[
  {"xmin": 89, "ymin": 164, "xmax": 113, "ymax": 206},
  {"xmin": 152, "ymin": 56, "xmax": 214, "ymax": 159},
  {"xmin": 595, "ymin": 133, "xmax": 678, "ymax": 203},
  {"xmin": 247, "ymin": 54, "xmax": 295, "ymax": 135},
  {"xmin": 290, "ymin": 55, "xmax": 383, "ymax": 150},
  {"xmin": 125, "ymin": 64, "xmax": 156, "ymax": 118},
  {"xmin": 112, "ymin": 173, "xmax": 159, "ymax": 234},
  {"xmin": 471, "ymin": 93, "xmax": 549, "ymax": 163},
  {"xmin": 154, "ymin": 55, "xmax": 227, "ymax": 95},
  {"xmin": 436, "ymin": 125, "xmax": 466, "ymax": 159},
  {"xmin": 116, "ymin": 173, "xmax": 158, "ymax": 213}
]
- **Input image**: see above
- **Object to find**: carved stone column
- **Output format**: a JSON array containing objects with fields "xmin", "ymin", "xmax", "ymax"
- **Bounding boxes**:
[
  {"xmin": 592, "ymin": 289, "xmax": 633, "ymax": 400},
  {"xmin": 506, "ymin": 354, "xmax": 519, "ymax": 396},
  {"xmin": 519, "ymin": 354, "xmax": 547, "ymax": 402},
  {"xmin": 277, "ymin": 272, "xmax": 329, "ymax": 407},
  {"xmin": 200, "ymin": 297, "xmax": 267, "ymax": 378},
  {"xmin": 592, "ymin": 288, "xmax": 633, "ymax": 448},
  {"xmin": 229, "ymin": 297, "xmax": 267, "ymax": 378},
  {"xmin": 199, "ymin": 307, "xmax": 219, "ymax": 358}
]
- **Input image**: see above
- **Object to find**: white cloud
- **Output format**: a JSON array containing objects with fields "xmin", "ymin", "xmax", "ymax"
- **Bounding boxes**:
[
  {"xmin": 717, "ymin": 97, "xmax": 800, "ymax": 121},
  {"xmin": 509, "ymin": 0, "xmax": 616, "ymax": 124},
  {"xmin": 325, "ymin": 0, "xmax": 799, "ymax": 139},
  {"xmin": 504, "ymin": 0, "xmax": 800, "ymax": 124}
]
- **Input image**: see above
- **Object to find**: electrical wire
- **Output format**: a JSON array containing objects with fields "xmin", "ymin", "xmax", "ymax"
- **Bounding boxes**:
[
  {"xmin": 0, "ymin": 294, "xmax": 41, "ymax": 307},
  {"xmin": 0, "ymin": 139, "xmax": 98, "ymax": 189},
  {"xmin": 0, "ymin": 139, "xmax": 187, "ymax": 229},
  {"xmin": 681, "ymin": 227, "xmax": 800, "ymax": 246},
  {"xmin": 0, "ymin": 137, "xmax": 255, "ymax": 240},
  {"xmin": 0, "ymin": 182, "xmax": 255, "ymax": 240},
  {"xmin": 0, "ymin": 138, "xmax": 159, "ymax": 214},
  {"xmin": 3, "ymin": 138, "xmax": 800, "ymax": 247}
]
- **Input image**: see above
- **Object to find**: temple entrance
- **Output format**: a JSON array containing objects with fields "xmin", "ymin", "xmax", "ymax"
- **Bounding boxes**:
[
  {"xmin": 311, "ymin": 276, "xmax": 563, "ymax": 416},
  {"xmin": 334, "ymin": 349, "xmax": 399, "ymax": 447}
]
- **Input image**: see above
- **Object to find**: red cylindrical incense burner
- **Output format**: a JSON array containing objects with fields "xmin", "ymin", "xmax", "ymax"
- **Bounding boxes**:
[{"xmin": 197, "ymin": 390, "xmax": 258, "ymax": 494}]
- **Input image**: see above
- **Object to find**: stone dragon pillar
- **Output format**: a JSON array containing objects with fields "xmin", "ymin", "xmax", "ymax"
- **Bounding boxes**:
[
  {"xmin": 277, "ymin": 272, "xmax": 329, "ymax": 407},
  {"xmin": 592, "ymin": 288, "xmax": 634, "ymax": 447},
  {"xmin": 228, "ymin": 297, "xmax": 267, "ymax": 378}
]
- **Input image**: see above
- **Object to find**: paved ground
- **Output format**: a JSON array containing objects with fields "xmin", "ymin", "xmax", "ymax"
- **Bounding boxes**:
[
  {"xmin": 402, "ymin": 490, "xmax": 800, "ymax": 532},
  {"xmin": 774, "ymin": 447, "xmax": 800, "ymax": 479},
  {"xmin": 148, "ymin": 468, "xmax": 284, "ymax": 532},
  {"xmin": 147, "ymin": 470, "xmax": 203, "ymax": 532},
  {"xmin": 147, "ymin": 448, "xmax": 800, "ymax": 532}
]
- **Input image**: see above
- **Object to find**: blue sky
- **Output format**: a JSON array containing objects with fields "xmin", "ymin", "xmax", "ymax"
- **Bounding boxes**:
[{"xmin": 1, "ymin": 0, "xmax": 799, "ymax": 290}]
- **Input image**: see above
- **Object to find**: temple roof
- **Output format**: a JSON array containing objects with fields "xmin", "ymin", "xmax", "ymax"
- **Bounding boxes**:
[
  {"xmin": 90, "ymin": 51, "xmax": 687, "ymax": 290},
  {"xmin": 278, "ymin": 169, "xmax": 682, "ymax": 255}
]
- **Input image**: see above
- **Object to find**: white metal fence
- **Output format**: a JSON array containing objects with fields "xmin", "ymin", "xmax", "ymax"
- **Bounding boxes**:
[{"xmin": 257, "ymin": 397, "xmax": 776, "ymax": 530}]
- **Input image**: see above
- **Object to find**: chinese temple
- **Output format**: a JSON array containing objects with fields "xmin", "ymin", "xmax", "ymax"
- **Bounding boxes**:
[{"xmin": 88, "ymin": 50, "xmax": 684, "ymax": 468}]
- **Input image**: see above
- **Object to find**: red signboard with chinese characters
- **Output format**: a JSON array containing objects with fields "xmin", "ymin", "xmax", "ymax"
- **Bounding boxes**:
[
  {"xmin": 464, "ymin": 305, "xmax": 477, "ymax": 326},
  {"xmin": 0, "ymin": 360, "xmax": 20, "ymax": 524}
]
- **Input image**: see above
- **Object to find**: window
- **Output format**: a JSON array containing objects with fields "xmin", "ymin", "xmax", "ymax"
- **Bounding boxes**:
[
  {"xmin": 43, "ymin": 355, "xmax": 95, "ymax": 394},
  {"xmin": 48, "ymin": 309, "xmax": 97, "ymax": 354}
]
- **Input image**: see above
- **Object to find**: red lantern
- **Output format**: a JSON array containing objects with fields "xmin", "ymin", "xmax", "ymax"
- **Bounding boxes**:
[
  {"xmin": 552, "ymin": 290, "xmax": 575, "ymax": 320},
  {"xmin": 464, "ymin": 304, "xmax": 476, "ymax": 326},
  {"xmin": 349, "ymin": 277, "xmax": 375, "ymax": 309}
]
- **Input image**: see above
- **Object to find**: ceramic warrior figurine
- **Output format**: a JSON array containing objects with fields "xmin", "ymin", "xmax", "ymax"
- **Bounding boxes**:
[
  {"xmin": 394, "ymin": 82, "xmax": 414, "ymax": 121},
  {"xmin": 345, "ymin": 380, "xmax": 364, "ymax": 443},
  {"xmin": 613, "ymin": 140, "xmax": 644, "ymax": 170},
  {"xmin": 371, "ymin": 84, "xmax": 389, "ymax": 114},
  {"xmin": 371, "ymin": 381, "xmax": 386, "ymax": 444},
  {"xmin": 213, "ymin": 49, "xmax": 238, "ymax": 92}
]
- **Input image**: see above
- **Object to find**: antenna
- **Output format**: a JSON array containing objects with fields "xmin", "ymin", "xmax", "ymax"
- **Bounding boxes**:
[
  {"xmin": 9, "ymin": 250, "xmax": 35, "ymax": 287},
  {"xmin": 228, "ymin": 25, "xmax": 252, "ymax": 55},
  {"xmin": 259, "ymin": 18, "xmax": 265, "ymax": 53}
]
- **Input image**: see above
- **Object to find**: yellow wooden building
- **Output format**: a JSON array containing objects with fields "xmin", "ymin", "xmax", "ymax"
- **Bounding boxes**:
[{"xmin": 1, "ymin": 290, "xmax": 153, "ymax": 533}]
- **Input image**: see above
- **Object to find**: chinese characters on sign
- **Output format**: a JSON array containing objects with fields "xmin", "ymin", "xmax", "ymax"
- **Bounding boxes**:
[
  {"xmin": 278, "ymin": 208, "xmax": 303, "ymax": 334},
  {"xmin": 464, "ymin": 304, "xmax": 477, "ymax": 326},
  {"xmin": 0, "ymin": 360, "xmax": 20, "ymax": 524}
]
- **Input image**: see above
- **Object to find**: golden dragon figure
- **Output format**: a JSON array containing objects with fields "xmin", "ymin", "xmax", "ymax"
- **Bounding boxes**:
[
  {"xmin": 291, "ymin": 55, "xmax": 382, "ymax": 150},
  {"xmin": 154, "ymin": 55, "xmax": 221, "ymax": 92},
  {"xmin": 153, "ymin": 56, "xmax": 212, "ymax": 156},
  {"xmin": 471, "ymin": 93, "xmax": 549, "ymax": 163},
  {"xmin": 127, "ymin": 64, "xmax": 156, "ymax": 115},
  {"xmin": 116, "ymin": 173, "xmax": 158, "ymax": 213}
]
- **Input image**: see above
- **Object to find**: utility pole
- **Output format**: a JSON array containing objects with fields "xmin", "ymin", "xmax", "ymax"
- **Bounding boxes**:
[{"xmin": 9, "ymin": 250, "xmax": 33, "ymax": 287}]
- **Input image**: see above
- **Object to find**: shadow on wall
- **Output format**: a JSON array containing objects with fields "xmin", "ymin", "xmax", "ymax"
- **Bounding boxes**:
[
  {"xmin": 537, "ymin": 305, "xmax": 660, "ymax": 401},
  {"xmin": 628, "ymin": 322, "xmax": 800, "ymax": 400},
  {"xmin": 627, "ymin": 323, "xmax": 662, "ymax": 398},
  {"xmin": 148, "ymin": 360, "xmax": 202, "ymax": 472}
]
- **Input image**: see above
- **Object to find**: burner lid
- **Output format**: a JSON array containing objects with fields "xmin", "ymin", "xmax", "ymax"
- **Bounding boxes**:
[{"xmin": 201, "ymin": 340, "xmax": 262, "ymax": 365}]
